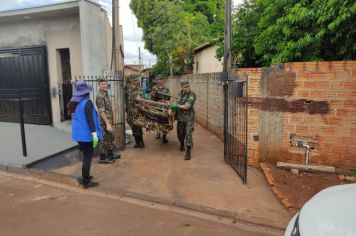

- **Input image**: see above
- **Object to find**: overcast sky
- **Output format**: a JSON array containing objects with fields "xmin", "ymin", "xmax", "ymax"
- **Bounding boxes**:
[{"xmin": 0, "ymin": 0, "xmax": 242, "ymax": 68}]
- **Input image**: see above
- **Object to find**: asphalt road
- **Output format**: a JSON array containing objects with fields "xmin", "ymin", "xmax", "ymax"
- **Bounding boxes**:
[{"xmin": 0, "ymin": 172, "xmax": 278, "ymax": 236}]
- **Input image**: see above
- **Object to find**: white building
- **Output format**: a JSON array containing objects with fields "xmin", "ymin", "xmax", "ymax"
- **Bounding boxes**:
[
  {"xmin": 0, "ymin": 0, "xmax": 124, "ymax": 128},
  {"xmin": 193, "ymin": 42, "xmax": 223, "ymax": 74}
]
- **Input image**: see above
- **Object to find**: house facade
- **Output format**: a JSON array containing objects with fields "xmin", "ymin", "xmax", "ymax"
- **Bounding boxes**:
[
  {"xmin": 0, "ymin": 0, "xmax": 124, "ymax": 128},
  {"xmin": 193, "ymin": 43, "xmax": 223, "ymax": 74}
]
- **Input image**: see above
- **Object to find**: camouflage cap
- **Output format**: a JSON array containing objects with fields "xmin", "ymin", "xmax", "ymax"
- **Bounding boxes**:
[
  {"xmin": 156, "ymin": 74, "xmax": 164, "ymax": 80},
  {"xmin": 128, "ymin": 73, "xmax": 140, "ymax": 81},
  {"xmin": 97, "ymin": 76, "xmax": 108, "ymax": 82},
  {"xmin": 180, "ymin": 80, "xmax": 189, "ymax": 87}
]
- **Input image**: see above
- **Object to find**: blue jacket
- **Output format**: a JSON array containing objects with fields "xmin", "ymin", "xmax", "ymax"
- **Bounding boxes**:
[{"xmin": 72, "ymin": 98, "xmax": 103, "ymax": 142}]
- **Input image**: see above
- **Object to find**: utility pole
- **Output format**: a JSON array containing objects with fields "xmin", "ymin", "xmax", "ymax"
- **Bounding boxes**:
[
  {"xmin": 112, "ymin": 0, "xmax": 125, "ymax": 149},
  {"xmin": 223, "ymin": 0, "xmax": 232, "ymax": 163},
  {"xmin": 223, "ymin": 0, "xmax": 232, "ymax": 75},
  {"xmin": 138, "ymin": 46, "xmax": 142, "ymax": 83}
]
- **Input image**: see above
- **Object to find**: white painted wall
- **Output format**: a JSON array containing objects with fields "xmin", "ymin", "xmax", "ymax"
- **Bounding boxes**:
[
  {"xmin": 79, "ymin": 1, "xmax": 111, "ymax": 75},
  {"xmin": 0, "ymin": 12, "xmax": 82, "ymax": 127},
  {"xmin": 0, "ymin": 1, "xmax": 116, "ymax": 128},
  {"xmin": 193, "ymin": 45, "xmax": 223, "ymax": 74}
]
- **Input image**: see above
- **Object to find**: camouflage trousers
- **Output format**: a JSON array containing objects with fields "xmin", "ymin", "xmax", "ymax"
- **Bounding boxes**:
[
  {"xmin": 127, "ymin": 112, "xmax": 143, "ymax": 138},
  {"xmin": 99, "ymin": 125, "xmax": 115, "ymax": 155},
  {"xmin": 177, "ymin": 121, "xmax": 194, "ymax": 147}
]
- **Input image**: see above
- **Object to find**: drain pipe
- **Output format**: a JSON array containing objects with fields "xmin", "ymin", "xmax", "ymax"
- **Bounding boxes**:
[{"xmin": 303, "ymin": 144, "xmax": 312, "ymax": 165}]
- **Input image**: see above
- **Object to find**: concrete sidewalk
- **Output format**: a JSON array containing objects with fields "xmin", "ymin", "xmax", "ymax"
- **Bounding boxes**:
[
  {"xmin": 0, "ymin": 122, "xmax": 77, "ymax": 170},
  {"xmin": 51, "ymin": 123, "xmax": 291, "ymax": 230}
]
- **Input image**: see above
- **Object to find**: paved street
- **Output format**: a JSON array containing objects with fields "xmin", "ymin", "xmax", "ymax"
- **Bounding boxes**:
[{"xmin": 0, "ymin": 172, "xmax": 279, "ymax": 236}]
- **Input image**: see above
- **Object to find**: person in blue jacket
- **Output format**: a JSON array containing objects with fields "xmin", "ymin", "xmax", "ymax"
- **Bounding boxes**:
[{"xmin": 68, "ymin": 80, "xmax": 103, "ymax": 189}]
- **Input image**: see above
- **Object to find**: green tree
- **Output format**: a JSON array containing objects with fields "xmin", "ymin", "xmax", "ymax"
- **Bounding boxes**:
[
  {"xmin": 130, "ymin": 0, "xmax": 224, "ymax": 75},
  {"xmin": 254, "ymin": 0, "xmax": 356, "ymax": 65}
]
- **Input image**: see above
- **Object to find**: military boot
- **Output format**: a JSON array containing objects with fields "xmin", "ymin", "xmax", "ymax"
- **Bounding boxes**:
[
  {"xmin": 82, "ymin": 179, "xmax": 99, "ymax": 189},
  {"xmin": 99, "ymin": 153, "xmax": 115, "ymax": 164},
  {"xmin": 107, "ymin": 149, "xmax": 121, "ymax": 160},
  {"xmin": 162, "ymin": 134, "xmax": 168, "ymax": 144},
  {"xmin": 184, "ymin": 146, "xmax": 191, "ymax": 160},
  {"xmin": 180, "ymin": 141, "xmax": 185, "ymax": 152}
]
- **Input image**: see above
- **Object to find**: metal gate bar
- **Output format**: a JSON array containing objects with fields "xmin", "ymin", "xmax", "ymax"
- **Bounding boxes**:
[{"xmin": 224, "ymin": 72, "xmax": 248, "ymax": 184}]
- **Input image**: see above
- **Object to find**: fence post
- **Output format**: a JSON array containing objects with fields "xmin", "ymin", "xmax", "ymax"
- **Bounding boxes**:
[{"xmin": 18, "ymin": 98, "xmax": 27, "ymax": 156}]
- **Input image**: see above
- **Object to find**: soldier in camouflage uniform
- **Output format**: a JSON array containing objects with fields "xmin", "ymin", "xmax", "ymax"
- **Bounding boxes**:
[
  {"xmin": 96, "ymin": 77, "xmax": 119, "ymax": 163},
  {"xmin": 125, "ymin": 73, "xmax": 145, "ymax": 148},
  {"xmin": 151, "ymin": 75, "xmax": 170, "ymax": 143},
  {"xmin": 171, "ymin": 80, "xmax": 196, "ymax": 160}
]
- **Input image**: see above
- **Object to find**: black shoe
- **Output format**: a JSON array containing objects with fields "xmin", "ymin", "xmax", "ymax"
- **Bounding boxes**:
[
  {"xmin": 108, "ymin": 149, "xmax": 121, "ymax": 160},
  {"xmin": 156, "ymin": 133, "xmax": 161, "ymax": 139},
  {"xmin": 180, "ymin": 142, "xmax": 185, "ymax": 152},
  {"xmin": 99, "ymin": 158, "xmax": 115, "ymax": 164},
  {"xmin": 162, "ymin": 135, "xmax": 168, "ymax": 144},
  {"xmin": 78, "ymin": 176, "xmax": 93, "ymax": 184},
  {"xmin": 185, "ymin": 146, "xmax": 191, "ymax": 160},
  {"xmin": 82, "ymin": 181, "xmax": 99, "ymax": 189}
]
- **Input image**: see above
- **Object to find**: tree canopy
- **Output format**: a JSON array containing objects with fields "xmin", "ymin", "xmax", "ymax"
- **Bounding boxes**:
[
  {"xmin": 130, "ymin": 0, "xmax": 224, "ymax": 75},
  {"xmin": 131, "ymin": 0, "xmax": 356, "ymax": 73}
]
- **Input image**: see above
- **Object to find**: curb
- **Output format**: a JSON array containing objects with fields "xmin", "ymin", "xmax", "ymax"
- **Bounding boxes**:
[
  {"xmin": 28, "ymin": 168, "xmax": 286, "ymax": 233},
  {"xmin": 260, "ymin": 163, "xmax": 296, "ymax": 214}
]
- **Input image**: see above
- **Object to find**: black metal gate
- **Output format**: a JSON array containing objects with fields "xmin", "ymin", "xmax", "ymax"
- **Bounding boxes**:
[
  {"xmin": 0, "ymin": 46, "xmax": 51, "ymax": 125},
  {"xmin": 224, "ymin": 72, "xmax": 248, "ymax": 184}
]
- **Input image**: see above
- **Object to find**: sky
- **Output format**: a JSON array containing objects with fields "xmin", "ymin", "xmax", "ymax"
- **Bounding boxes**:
[{"xmin": 0, "ymin": 0, "xmax": 242, "ymax": 68}]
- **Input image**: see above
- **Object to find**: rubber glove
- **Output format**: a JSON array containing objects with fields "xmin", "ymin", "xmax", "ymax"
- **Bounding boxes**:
[
  {"xmin": 171, "ymin": 103, "xmax": 179, "ymax": 109},
  {"xmin": 92, "ymin": 132, "xmax": 99, "ymax": 148},
  {"xmin": 143, "ymin": 93, "xmax": 149, "ymax": 100}
]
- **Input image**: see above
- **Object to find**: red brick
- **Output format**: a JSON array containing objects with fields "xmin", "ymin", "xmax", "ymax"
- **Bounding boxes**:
[
  {"xmin": 304, "ymin": 62, "xmax": 318, "ymax": 71},
  {"xmin": 315, "ymin": 81, "xmax": 330, "ymax": 88},
  {"xmin": 325, "ymin": 72, "xmax": 336, "ymax": 80},
  {"xmin": 345, "ymin": 61, "xmax": 356, "ymax": 67},
  {"xmin": 326, "ymin": 117, "xmax": 343, "ymax": 125},
  {"xmin": 310, "ymin": 72, "xmax": 324, "ymax": 79},
  {"xmin": 336, "ymin": 109, "xmax": 349, "ymax": 116},
  {"xmin": 290, "ymin": 116, "xmax": 304, "ymax": 123},
  {"xmin": 304, "ymin": 81, "xmax": 317, "ymax": 87},
  {"xmin": 309, "ymin": 126, "xmax": 323, "ymax": 134},
  {"xmin": 296, "ymin": 125, "xmax": 309, "ymax": 133},
  {"xmin": 344, "ymin": 100, "xmax": 356, "ymax": 107},
  {"xmin": 344, "ymin": 81, "xmax": 356, "ymax": 91},
  {"xmin": 329, "ymin": 81, "xmax": 344, "ymax": 89},
  {"xmin": 298, "ymin": 90, "xmax": 310, "ymax": 97},
  {"xmin": 351, "ymin": 128, "xmax": 356, "ymax": 136},
  {"xmin": 330, "ymin": 100, "xmax": 344, "ymax": 107},
  {"xmin": 304, "ymin": 116, "xmax": 316, "ymax": 125},
  {"xmin": 322, "ymin": 127, "xmax": 335, "ymax": 135},
  {"xmin": 285, "ymin": 125, "xmax": 296, "ymax": 132}
]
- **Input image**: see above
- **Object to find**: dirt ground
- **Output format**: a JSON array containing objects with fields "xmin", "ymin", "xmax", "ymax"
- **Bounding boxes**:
[
  {"xmin": 0, "ymin": 172, "xmax": 270, "ymax": 236},
  {"xmin": 266, "ymin": 163, "xmax": 356, "ymax": 210}
]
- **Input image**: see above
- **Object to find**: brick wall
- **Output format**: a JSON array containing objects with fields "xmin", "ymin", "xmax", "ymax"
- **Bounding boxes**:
[
  {"xmin": 169, "ymin": 73, "xmax": 224, "ymax": 139},
  {"xmin": 169, "ymin": 61, "xmax": 356, "ymax": 169}
]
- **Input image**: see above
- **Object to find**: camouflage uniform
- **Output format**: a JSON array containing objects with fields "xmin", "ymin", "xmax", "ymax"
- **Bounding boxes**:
[
  {"xmin": 176, "ymin": 89, "xmax": 196, "ymax": 148},
  {"xmin": 96, "ymin": 89, "xmax": 114, "ymax": 155},
  {"xmin": 125, "ymin": 76, "xmax": 144, "ymax": 147},
  {"xmin": 151, "ymin": 85, "xmax": 170, "ymax": 102}
]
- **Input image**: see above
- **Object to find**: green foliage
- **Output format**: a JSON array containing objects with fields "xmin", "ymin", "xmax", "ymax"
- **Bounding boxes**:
[
  {"xmin": 130, "ymin": 0, "xmax": 224, "ymax": 75},
  {"xmin": 217, "ymin": 0, "xmax": 264, "ymax": 67},
  {"xmin": 131, "ymin": 0, "xmax": 356, "ymax": 72},
  {"xmin": 254, "ymin": 0, "xmax": 356, "ymax": 65}
]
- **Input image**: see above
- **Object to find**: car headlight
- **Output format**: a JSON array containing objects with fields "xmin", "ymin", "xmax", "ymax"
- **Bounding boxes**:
[{"xmin": 291, "ymin": 214, "xmax": 300, "ymax": 236}]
